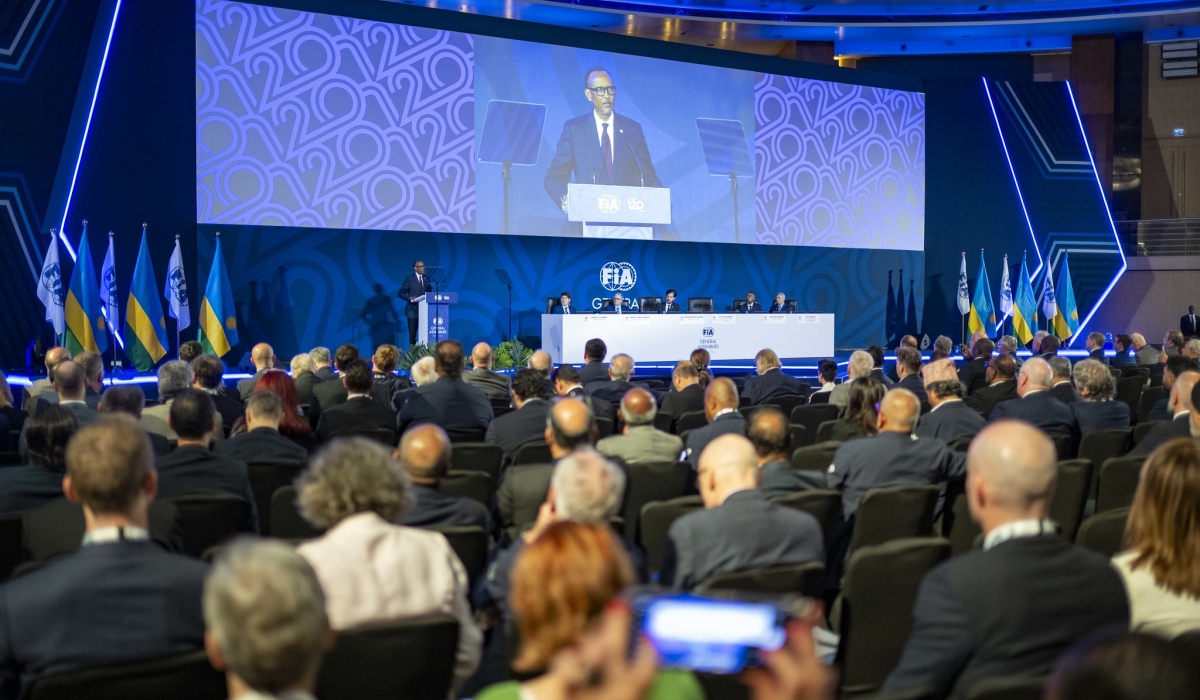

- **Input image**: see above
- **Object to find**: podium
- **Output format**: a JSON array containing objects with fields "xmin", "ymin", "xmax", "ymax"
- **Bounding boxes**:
[
  {"xmin": 567, "ymin": 183, "xmax": 670, "ymax": 240},
  {"xmin": 417, "ymin": 292, "xmax": 457, "ymax": 345}
]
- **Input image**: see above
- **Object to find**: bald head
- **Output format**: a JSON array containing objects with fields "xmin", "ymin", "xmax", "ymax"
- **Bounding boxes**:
[
  {"xmin": 608, "ymin": 354, "xmax": 633, "ymax": 381},
  {"xmin": 704, "ymin": 377, "xmax": 739, "ymax": 420},
  {"xmin": 471, "ymin": 342, "xmax": 493, "ymax": 369},
  {"xmin": 1130, "ymin": 333, "xmax": 1147, "ymax": 349},
  {"xmin": 967, "ymin": 421, "xmax": 1056, "ymax": 526},
  {"xmin": 396, "ymin": 423, "xmax": 451, "ymax": 485},
  {"xmin": 879, "ymin": 389, "xmax": 919, "ymax": 433},
  {"xmin": 1171, "ymin": 371, "xmax": 1200, "ymax": 414},
  {"xmin": 696, "ymin": 433, "xmax": 760, "ymax": 508},
  {"xmin": 619, "ymin": 388, "xmax": 656, "ymax": 427},
  {"xmin": 45, "ymin": 347, "xmax": 71, "ymax": 372},
  {"xmin": 251, "ymin": 343, "xmax": 275, "ymax": 370},
  {"xmin": 546, "ymin": 397, "xmax": 594, "ymax": 457},
  {"xmin": 1017, "ymin": 357, "xmax": 1053, "ymax": 395},
  {"xmin": 53, "ymin": 361, "xmax": 87, "ymax": 401},
  {"xmin": 528, "ymin": 350, "xmax": 552, "ymax": 378}
]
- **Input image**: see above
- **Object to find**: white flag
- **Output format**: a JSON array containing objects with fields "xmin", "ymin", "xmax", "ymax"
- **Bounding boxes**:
[
  {"xmin": 100, "ymin": 233, "xmax": 119, "ymax": 331},
  {"xmin": 998, "ymin": 254, "xmax": 1013, "ymax": 317},
  {"xmin": 37, "ymin": 232, "xmax": 65, "ymax": 335},
  {"xmin": 1041, "ymin": 265, "xmax": 1058, "ymax": 322},
  {"xmin": 956, "ymin": 253, "xmax": 970, "ymax": 316},
  {"xmin": 164, "ymin": 238, "xmax": 191, "ymax": 331}
]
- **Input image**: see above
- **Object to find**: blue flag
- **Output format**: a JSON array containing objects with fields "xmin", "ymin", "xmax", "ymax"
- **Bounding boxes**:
[
  {"xmin": 125, "ymin": 228, "xmax": 169, "ymax": 371},
  {"xmin": 199, "ymin": 234, "xmax": 239, "ymax": 356},
  {"xmin": 1012, "ymin": 253, "xmax": 1037, "ymax": 345},
  {"xmin": 967, "ymin": 252, "xmax": 996, "ymax": 337},
  {"xmin": 64, "ymin": 224, "xmax": 108, "ymax": 355},
  {"xmin": 1054, "ymin": 254, "xmax": 1080, "ymax": 341}
]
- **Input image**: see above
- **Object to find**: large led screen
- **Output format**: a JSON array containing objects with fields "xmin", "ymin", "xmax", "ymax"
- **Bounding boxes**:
[{"xmin": 196, "ymin": 0, "xmax": 926, "ymax": 250}]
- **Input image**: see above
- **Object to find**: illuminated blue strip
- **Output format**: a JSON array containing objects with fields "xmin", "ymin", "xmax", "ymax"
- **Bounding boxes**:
[{"xmin": 982, "ymin": 77, "xmax": 1045, "ymax": 284}]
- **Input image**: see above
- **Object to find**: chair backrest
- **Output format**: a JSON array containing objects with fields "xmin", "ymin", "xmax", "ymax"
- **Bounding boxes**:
[
  {"xmin": 0, "ymin": 517, "xmax": 22, "ymax": 582},
  {"xmin": 246, "ymin": 460, "xmax": 305, "ymax": 537},
  {"xmin": 595, "ymin": 416, "xmax": 614, "ymax": 439},
  {"xmin": 1048, "ymin": 433, "xmax": 1074, "ymax": 461},
  {"xmin": 316, "ymin": 614, "xmax": 460, "ymax": 700},
  {"xmin": 699, "ymin": 560, "xmax": 825, "ymax": 599},
  {"xmin": 450, "ymin": 442, "xmax": 503, "ymax": 483},
  {"xmin": 653, "ymin": 411, "xmax": 674, "ymax": 434},
  {"xmin": 942, "ymin": 479, "xmax": 980, "ymax": 556},
  {"xmin": 790, "ymin": 404, "xmax": 841, "ymax": 447},
  {"xmin": 675, "ymin": 410, "xmax": 709, "ymax": 435},
  {"xmin": 788, "ymin": 424, "xmax": 808, "ymax": 453},
  {"xmin": 439, "ymin": 470, "xmax": 493, "ymax": 507},
  {"xmin": 767, "ymin": 393, "xmax": 811, "ymax": 416},
  {"xmin": 789, "ymin": 441, "xmax": 840, "ymax": 473},
  {"xmin": 1075, "ymin": 508, "xmax": 1130, "ymax": 557},
  {"xmin": 948, "ymin": 437, "xmax": 972, "ymax": 453},
  {"xmin": 445, "ymin": 427, "xmax": 486, "ymax": 444},
  {"xmin": 838, "ymin": 538, "xmax": 952, "ymax": 696},
  {"xmin": 1097, "ymin": 456, "xmax": 1143, "ymax": 514},
  {"xmin": 621, "ymin": 462, "xmax": 692, "ymax": 545},
  {"xmin": 687, "ymin": 297, "xmax": 713, "ymax": 313},
  {"xmin": 164, "ymin": 492, "xmax": 251, "ymax": 557},
  {"xmin": 428, "ymin": 526, "xmax": 488, "ymax": 592},
  {"xmin": 1049, "ymin": 460, "xmax": 1093, "ymax": 542},
  {"xmin": 965, "ymin": 676, "xmax": 1045, "ymax": 700},
  {"xmin": 809, "ymin": 391, "xmax": 831, "ymax": 405},
  {"xmin": 28, "ymin": 650, "xmax": 225, "ymax": 700},
  {"xmin": 270, "ymin": 486, "xmax": 326, "ymax": 540},
  {"xmin": 1115, "ymin": 377, "xmax": 1144, "ymax": 417},
  {"xmin": 329, "ymin": 425, "xmax": 397, "ymax": 447},
  {"xmin": 1077, "ymin": 428, "xmax": 1131, "ymax": 499},
  {"xmin": 1137, "ymin": 387, "xmax": 1166, "ymax": 423},
  {"xmin": 490, "ymin": 399, "xmax": 514, "ymax": 419},
  {"xmin": 770, "ymin": 489, "xmax": 842, "ymax": 551},
  {"xmin": 545, "ymin": 298, "xmax": 556, "ymax": 314},
  {"xmin": 814, "ymin": 420, "xmax": 838, "ymax": 444},
  {"xmin": 511, "ymin": 440, "xmax": 553, "ymax": 466},
  {"xmin": 1131, "ymin": 419, "xmax": 1163, "ymax": 446},
  {"xmin": 639, "ymin": 495, "xmax": 704, "ymax": 575},
  {"xmin": 849, "ymin": 485, "xmax": 940, "ymax": 553},
  {"xmin": 639, "ymin": 296, "xmax": 663, "ymax": 313},
  {"xmin": 733, "ymin": 300, "xmax": 748, "ymax": 313}
]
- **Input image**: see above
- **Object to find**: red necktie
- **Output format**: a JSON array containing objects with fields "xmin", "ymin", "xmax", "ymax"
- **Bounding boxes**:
[{"xmin": 600, "ymin": 123, "xmax": 613, "ymax": 184}]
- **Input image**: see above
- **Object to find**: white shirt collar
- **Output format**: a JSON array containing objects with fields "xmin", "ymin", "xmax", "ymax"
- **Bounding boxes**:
[
  {"xmin": 983, "ymin": 518, "xmax": 1057, "ymax": 550},
  {"xmin": 60, "ymin": 399, "xmax": 87, "ymax": 406},
  {"xmin": 82, "ymin": 526, "xmax": 150, "ymax": 546},
  {"xmin": 347, "ymin": 392, "xmax": 372, "ymax": 400},
  {"xmin": 233, "ymin": 691, "xmax": 317, "ymax": 700},
  {"xmin": 1052, "ymin": 380, "xmax": 1071, "ymax": 387},
  {"xmin": 712, "ymin": 407, "xmax": 737, "ymax": 420},
  {"xmin": 930, "ymin": 398, "xmax": 962, "ymax": 412},
  {"xmin": 1175, "ymin": 409, "xmax": 1191, "ymax": 419},
  {"xmin": 1023, "ymin": 389, "xmax": 1045, "ymax": 397}
]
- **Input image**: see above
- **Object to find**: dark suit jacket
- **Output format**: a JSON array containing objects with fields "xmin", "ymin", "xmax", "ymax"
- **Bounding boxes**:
[
  {"xmin": 0, "ymin": 541, "xmax": 208, "ymax": 699},
  {"xmin": 294, "ymin": 370, "xmax": 321, "ymax": 406},
  {"xmin": 660, "ymin": 384, "xmax": 705, "ymax": 419},
  {"xmin": 1088, "ymin": 348, "xmax": 1109, "ymax": 366},
  {"xmin": 315, "ymin": 366, "xmax": 338, "ymax": 383},
  {"xmin": 599, "ymin": 302, "xmax": 632, "ymax": 314},
  {"xmin": 24, "ymin": 389, "xmax": 101, "ymax": 417},
  {"xmin": 739, "ymin": 302, "xmax": 763, "ymax": 313},
  {"xmin": 915, "ymin": 401, "xmax": 985, "ymax": 445},
  {"xmin": 551, "ymin": 304, "xmax": 576, "ymax": 315},
  {"xmin": 1182, "ymin": 314, "xmax": 1199, "ymax": 337},
  {"xmin": 661, "ymin": 301, "xmax": 682, "ymax": 314},
  {"xmin": 685, "ymin": 412, "xmax": 746, "ymax": 468},
  {"xmin": 397, "ymin": 377, "xmax": 493, "ymax": 434},
  {"xmin": 1071, "ymin": 400, "xmax": 1130, "ymax": 434},
  {"xmin": 964, "ymin": 380, "xmax": 1018, "ymax": 419},
  {"xmin": 1129, "ymin": 413, "xmax": 1192, "ymax": 457},
  {"xmin": 743, "ymin": 368, "xmax": 804, "ymax": 405},
  {"xmin": 21, "ymin": 498, "xmax": 185, "ymax": 563},
  {"xmin": 497, "ymin": 463, "xmax": 554, "ymax": 541},
  {"xmin": 398, "ymin": 273, "xmax": 433, "ymax": 319},
  {"xmin": 485, "ymin": 400, "xmax": 550, "ymax": 461},
  {"xmin": 767, "ymin": 303, "xmax": 792, "ymax": 313},
  {"xmin": 155, "ymin": 445, "xmax": 258, "ymax": 532},
  {"xmin": 543, "ymin": 112, "xmax": 662, "ymax": 205},
  {"xmin": 588, "ymin": 380, "xmax": 637, "ymax": 407},
  {"xmin": 870, "ymin": 368, "xmax": 894, "ymax": 386},
  {"xmin": 565, "ymin": 386, "xmax": 614, "ymax": 424},
  {"xmin": 400, "ymin": 484, "xmax": 491, "ymax": 532},
  {"xmin": 579, "ymin": 362, "xmax": 610, "ymax": 386},
  {"xmin": 207, "ymin": 390, "xmax": 245, "ymax": 435},
  {"xmin": 1049, "ymin": 382, "xmax": 1081, "ymax": 405},
  {"xmin": 884, "ymin": 536, "xmax": 1129, "ymax": 700},
  {"xmin": 316, "ymin": 396, "xmax": 398, "ymax": 441},
  {"xmin": 373, "ymin": 372, "xmax": 412, "ymax": 411},
  {"xmin": 0, "ymin": 466, "xmax": 64, "ymax": 519},
  {"xmin": 661, "ymin": 490, "xmax": 824, "ymax": 590},
  {"xmin": 760, "ymin": 459, "xmax": 827, "ymax": 499},
  {"xmin": 311, "ymin": 379, "xmax": 393, "ymax": 415},
  {"xmin": 237, "ymin": 368, "xmax": 270, "ymax": 400},
  {"xmin": 827, "ymin": 431, "xmax": 965, "ymax": 517},
  {"xmin": 894, "ymin": 374, "xmax": 930, "ymax": 410},
  {"xmin": 988, "ymin": 391, "xmax": 1077, "ymax": 437},
  {"xmin": 958, "ymin": 358, "xmax": 989, "ymax": 396},
  {"xmin": 214, "ymin": 427, "xmax": 309, "ymax": 465},
  {"xmin": 463, "ymin": 368, "xmax": 512, "ymax": 402},
  {"xmin": 1146, "ymin": 398, "xmax": 1172, "ymax": 423}
]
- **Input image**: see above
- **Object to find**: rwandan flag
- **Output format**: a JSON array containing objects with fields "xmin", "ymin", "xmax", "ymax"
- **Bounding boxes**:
[
  {"xmin": 199, "ymin": 233, "xmax": 239, "ymax": 356},
  {"xmin": 64, "ymin": 223, "xmax": 108, "ymax": 355},
  {"xmin": 1054, "ymin": 254, "xmax": 1081, "ymax": 341},
  {"xmin": 1012, "ymin": 253, "xmax": 1038, "ymax": 345},
  {"xmin": 967, "ymin": 251, "xmax": 996, "ymax": 337},
  {"xmin": 125, "ymin": 228, "xmax": 169, "ymax": 371}
]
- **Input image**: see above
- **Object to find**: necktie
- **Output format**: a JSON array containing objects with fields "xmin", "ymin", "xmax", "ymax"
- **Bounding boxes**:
[
  {"xmin": 418, "ymin": 275, "xmax": 422, "ymax": 288},
  {"xmin": 600, "ymin": 123, "xmax": 613, "ymax": 184}
]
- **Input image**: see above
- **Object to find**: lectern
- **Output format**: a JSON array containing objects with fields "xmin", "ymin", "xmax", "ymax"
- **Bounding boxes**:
[
  {"xmin": 417, "ymin": 292, "xmax": 457, "ymax": 345},
  {"xmin": 567, "ymin": 183, "xmax": 671, "ymax": 240}
]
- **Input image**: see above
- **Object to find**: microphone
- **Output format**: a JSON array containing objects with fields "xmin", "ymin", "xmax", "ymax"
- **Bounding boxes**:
[{"xmin": 621, "ymin": 129, "xmax": 644, "ymax": 188}]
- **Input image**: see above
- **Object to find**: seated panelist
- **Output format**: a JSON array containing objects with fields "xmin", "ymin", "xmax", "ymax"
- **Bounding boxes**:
[
  {"xmin": 600, "ymin": 292, "xmax": 629, "ymax": 314},
  {"xmin": 768, "ymin": 293, "xmax": 792, "ymax": 314},
  {"xmin": 662, "ymin": 289, "xmax": 682, "ymax": 314},
  {"xmin": 551, "ymin": 291, "xmax": 576, "ymax": 315},
  {"xmin": 740, "ymin": 292, "xmax": 763, "ymax": 314}
]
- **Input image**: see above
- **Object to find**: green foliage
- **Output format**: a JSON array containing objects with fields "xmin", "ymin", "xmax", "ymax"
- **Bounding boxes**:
[
  {"xmin": 397, "ymin": 342, "xmax": 435, "ymax": 371},
  {"xmin": 492, "ymin": 339, "xmax": 533, "ymax": 370}
]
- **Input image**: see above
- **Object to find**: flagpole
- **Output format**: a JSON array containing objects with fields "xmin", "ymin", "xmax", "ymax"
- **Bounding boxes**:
[
  {"xmin": 961, "ymin": 251, "xmax": 966, "ymax": 347},
  {"xmin": 108, "ymin": 230, "xmax": 116, "ymax": 372}
]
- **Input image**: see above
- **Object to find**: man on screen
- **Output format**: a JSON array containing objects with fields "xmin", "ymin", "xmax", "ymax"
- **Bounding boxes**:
[
  {"xmin": 552, "ymin": 292, "xmax": 576, "ymax": 315},
  {"xmin": 769, "ymin": 293, "xmax": 792, "ymax": 314},
  {"xmin": 601, "ymin": 293, "xmax": 628, "ymax": 314},
  {"xmin": 663, "ymin": 289, "xmax": 682, "ymax": 314},
  {"xmin": 397, "ymin": 260, "xmax": 434, "ymax": 346},
  {"xmin": 741, "ymin": 292, "xmax": 763, "ymax": 314},
  {"xmin": 544, "ymin": 68, "xmax": 662, "ymax": 211}
]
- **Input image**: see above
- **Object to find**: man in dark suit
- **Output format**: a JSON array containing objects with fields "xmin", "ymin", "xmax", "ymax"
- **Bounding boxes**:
[
  {"xmin": 486, "ymin": 369, "xmax": 551, "ymax": 462},
  {"xmin": 1110, "ymin": 334, "xmax": 1137, "ymax": 368},
  {"xmin": 193, "ymin": 354, "xmax": 244, "ymax": 435},
  {"xmin": 579, "ymin": 338, "xmax": 610, "ymax": 386},
  {"xmin": 662, "ymin": 289, "xmax": 682, "ymax": 314},
  {"xmin": 96, "ymin": 386, "xmax": 172, "ymax": 457},
  {"xmin": 1147, "ymin": 356, "xmax": 1200, "ymax": 422},
  {"xmin": 315, "ymin": 359, "xmax": 399, "ymax": 442},
  {"xmin": 1039, "ymin": 334, "xmax": 1061, "ymax": 360},
  {"xmin": 685, "ymin": 378, "xmax": 746, "ymax": 469},
  {"xmin": 1182, "ymin": 305, "xmax": 1198, "ymax": 338},
  {"xmin": 958, "ymin": 338, "xmax": 995, "ymax": 396},
  {"xmin": 397, "ymin": 340, "xmax": 493, "ymax": 435},
  {"xmin": 884, "ymin": 422, "xmax": 1129, "ymax": 699},
  {"xmin": 586, "ymin": 353, "xmax": 638, "ymax": 406},
  {"xmin": 23, "ymin": 346, "xmax": 70, "ymax": 410},
  {"xmin": 892, "ymin": 347, "xmax": 930, "ymax": 411},
  {"xmin": 312, "ymin": 344, "xmax": 393, "ymax": 417},
  {"xmin": 743, "ymin": 348, "xmax": 804, "ymax": 405},
  {"xmin": 767, "ymin": 292, "xmax": 792, "ymax": 314},
  {"xmin": 310, "ymin": 346, "xmax": 338, "ymax": 383},
  {"xmin": 1128, "ymin": 371, "xmax": 1198, "ymax": 457},
  {"xmin": 398, "ymin": 260, "xmax": 434, "ymax": 346},
  {"xmin": 551, "ymin": 291, "xmax": 576, "ymax": 315},
  {"xmin": 661, "ymin": 433, "xmax": 823, "ymax": 589},
  {"xmin": 0, "ymin": 416, "xmax": 208, "ymax": 699},
  {"xmin": 915, "ymin": 359, "xmax": 985, "ymax": 445},
  {"xmin": 660, "ymin": 361, "xmax": 705, "ymax": 429},
  {"xmin": 828, "ymin": 389, "xmax": 966, "ymax": 519},
  {"xmin": 867, "ymin": 346, "xmax": 894, "ymax": 386},
  {"xmin": 543, "ymin": 68, "xmax": 661, "ymax": 210},
  {"xmin": 1069, "ymin": 359, "xmax": 1131, "ymax": 433},
  {"xmin": 215, "ymin": 391, "xmax": 309, "ymax": 466},
  {"xmin": 24, "ymin": 351, "xmax": 103, "ymax": 417},
  {"xmin": 396, "ymin": 424, "xmax": 490, "ymax": 531},
  {"xmin": 1048, "ymin": 357, "xmax": 1081, "ymax": 404},
  {"xmin": 155, "ymin": 388, "xmax": 259, "ymax": 532},
  {"xmin": 1084, "ymin": 332, "xmax": 1109, "ymax": 365},
  {"xmin": 964, "ymin": 353, "xmax": 1018, "ymax": 419},
  {"xmin": 752, "ymin": 408, "xmax": 824, "ymax": 498},
  {"xmin": 989, "ymin": 358, "xmax": 1077, "ymax": 438},
  {"xmin": 553, "ymin": 365, "xmax": 614, "ymax": 424},
  {"xmin": 18, "ymin": 361, "xmax": 97, "ymax": 459},
  {"xmin": 599, "ymin": 292, "xmax": 630, "ymax": 314},
  {"xmin": 291, "ymin": 353, "xmax": 321, "ymax": 406},
  {"xmin": 739, "ymin": 292, "xmax": 763, "ymax": 313},
  {"xmin": 237, "ymin": 343, "xmax": 276, "ymax": 400},
  {"xmin": 464, "ymin": 342, "xmax": 512, "ymax": 402}
]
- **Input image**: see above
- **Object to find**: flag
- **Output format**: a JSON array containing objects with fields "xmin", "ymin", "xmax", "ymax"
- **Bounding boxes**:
[
  {"xmin": 956, "ymin": 253, "xmax": 970, "ymax": 316},
  {"xmin": 1012, "ymin": 253, "xmax": 1038, "ymax": 345},
  {"xmin": 894, "ymin": 269, "xmax": 907, "ymax": 340},
  {"xmin": 1054, "ymin": 254, "xmax": 1080, "ymax": 341},
  {"xmin": 164, "ymin": 237, "xmax": 191, "ymax": 332},
  {"xmin": 199, "ymin": 234, "xmax": 239, "ymax": 357},
  {"xmin": 1041, "ymin": 263, "xmax": 1058, "ymax": 332},
  {"xmin": 37, "ymin": 231, "xmax": 65, "ymax": 336},
  {"xmin": 100, "ymin": 232, "xmax": 119, "ymax": 331},
  {"xmin": 967, "ymin": 252, "xmax": 996, "ymax": 337},
  {"xmin": 906, "ymin": 279, "xmax": 919, "ymax": 336},
  {"xmin": 998, "ymin": 254, "xmax": 1013, "ymax": 318},
  {"xmin": 125, "ymin": 229, "xmax": 169, "ymax": 371},
  {"xmin": 885, "ymin": 271, "xmax": 897, "ymax": 344},
  {"xmin": 63, "ymin": 224, "xmax": 108, "ymax": 355}
]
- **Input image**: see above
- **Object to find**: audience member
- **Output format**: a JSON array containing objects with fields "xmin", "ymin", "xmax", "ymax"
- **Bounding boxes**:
[
  {"xmin": 1070, "ymin": 359, "xmax": 1130, "ymax": 433},
  {"xmin": 1185, "ymin": 339, "xmax": 1200, "ymax": 360},
  {"xmin": 19, "ymin": 360, "xmax": 96, "ymax": 458},
  {"xmin": 810, "ymin": 359, "xmax": 839, "ymax": 401},
  {"xmin": 933, "ymin": 335, "xmax": 954, "ymax": 361},
  {"xmin": 396, "ymin": 424, "xmax": 490, "ymax": 531},
  {"xmin": 0, "ymin": 416, "xmax": 208, "ymax": 698},
  {"xmin": 684, "ymin": 377, "xmax": 745, "ymax": 468},
  {"xmin": 155, "ymin": 389, "xmax": 258, "ymax": 532},
  {"xmin": 1130, "ymin": 333, "xmax": 1159, "ymax": 366},
  {"xmin": 203, "ymin": 539, "xmax": 329, "ymax": 700},
  {"xmin": 245, "ymin": 370, "xmax": 317, "ymax": 451},
  {"xmin": 958, "ymin": 337, "xmax": 995, "ymax": 396},
  {"xmin": 1163, "ymin": 330, "xmax": 1186, "ymax": 359},
  {"xmin": 1085, "ymin": 332, "xmax": 1109, "ymax": 365},
  {"xmin": 752, "ymin": 407, "xmax": 823, "ymax": 498},
  {"xmin": 24, "ymin": 346, "xmax": 70, "ymax": 401},
  {"xmin": 1129, "ymin": 371, "xmax": 1198, "ymax": 457},
  {"xmin": 410, "ymin": 355, "xmax": 437, "ymax": 387},
  {"xmin": 527, "ymin": 350, "xmax": 555, "ymax": 397},
  {"xmin": 315, "ymin": 359, "xmax": 397, "ymax": 442},
  {"xmin": 892, "ymin": 347, "xmax": 929, "ymax": 409},
  {"xmin": 579, "ymin": 338, "xmax": 609, "ymax": 385},
  {"xmin": 825, "ymin": 378, "xmax": 884, "ymax": 442},
  {"xmin": 586, "ymin": 353, "xmax": 637, "ymax": 406},
  {"xmin": 398, "ymin": 340, "xmax": 493, "ymax": 435},
  {"xmin": 0, "ymin": 406, "xmax": 77, "ymax": 517},
  {"xmin": 486, "ymin": 369, "xmax": 552, "ymax": 460},
  {"xmin": 1046, "ymin": 632, "xmax": 1198, "ymax": 700},
  {"xmin": 916, "ymin": 358, "xmax": 985, "ymax": 444},
  {"xmin": 662, "ymin": 434, "xmax": 823, "ymax": 589},
  {"xmin": 296, "ymin": 438, "xmax": 480, "ymax": 688},
  {"xmin": 371, "ymin": 343, "xmax": 410, "ymax": 408},
  {"xmin": 464, "ymin": 342, "xmax": 512, "ymax": 402},
  {"xmin": 597, "ymin": 387, "xmax": 683, "ymax": 465},
  {"xmin": 142, "ymin": 360, "xmax": 193, "ymax": 439},
  {"xmin": 1114, "ymin": 438, "xmax": 1200, "ymax": 638},
  {"xmin": 988, "ymin": 358, "xmax": 1076, "ymax": 438},
  {"xmin": 24, "ymin": 349, "xmax": 104, "ymax": 416},
  {"xmin": 552, "ymin": 364, "xmax": 613, "ymax": 424},
  {"xmin": 690, "ymin": 348, "xmax": 712, "ymax": 389},
  {"xmin": 312, "ymin": 344, "xmax": 381, "ymax": 413},
  {"xmin": 309, "ymin": 346, "xmax": 337, "ymax": 382},
  {"xmin": 1112, "ymin": 334, "xmax": 1136, "ymax": 367},
  {"xmin": 193, "ymin": 354, "xmax": 244, "ymax": 434},
  {"xmin": 1039, "ymin": 335, "xmax": 1061, "ymax": 359},
  {"xmin": 884, "ymin": 421, "xmax": 1129, "ymax": 698},
  {"xmin": 1049, "ymin": 356, "xmax": 1081, "ymax": 404},
  {"xmin": 97, "ymin": 385, "xmax": 171, "ymax": 455},
  {"xmin": 291, "ymin": 352, "xmax": 320, "ymax": 406},
  {"xmin": 1032, "ymin": 331, "xmax": 1049, "ymax": 355},
  {"xmin": 830, "ymin": 350, "xmax": 874, "ymax": 411},
  {"xmin": 178, "ymin": 340, "xmax": 204, "ymax": 364},
  {"xmin": 1148, "ymin": 356, "xmax": 1200, "ymax": 422},
  {"xmin": 215, "ymin": 391, "xmax": 309, "ymax": 466},
  {"xmin": 743, "ymin": 348, "xmax": 804, "ymax": 405},
  {"xmin": 238, "ymin": 343, "xmax": 276, "ymax": 399},
  {"xmin": 660, "ymin": 361, "xmax": 705, "ymax": 426},
  {"xmin": 866, "ymin": 345, "xmax": 893, "ymax": 386}
]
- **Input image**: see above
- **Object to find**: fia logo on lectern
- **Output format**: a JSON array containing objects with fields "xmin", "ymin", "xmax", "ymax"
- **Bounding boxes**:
[
  {"xmin": 597, "ymin": 195, "xmax": 620, "ymax": 215},
  {"xmin": 600, "ymin": 262, "xmax": 637, "ymax": 292}
]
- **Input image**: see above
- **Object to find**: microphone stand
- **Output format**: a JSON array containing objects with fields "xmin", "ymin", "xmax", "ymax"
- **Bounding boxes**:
[{"xmin": 494, "ymin": 269, "xmax": 514, "ymax": 341}]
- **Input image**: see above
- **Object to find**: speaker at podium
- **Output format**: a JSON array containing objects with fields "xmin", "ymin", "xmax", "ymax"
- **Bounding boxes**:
[{"xmin": 566, "ymin": 183, "xmax": 670, "ymax": 241}]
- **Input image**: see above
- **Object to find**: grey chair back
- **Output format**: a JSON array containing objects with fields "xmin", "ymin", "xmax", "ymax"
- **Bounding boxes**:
[
  {"xmin": 1049, "ymin": 459, "xmax": 1093, "ymax": 542},
  {"xmin": 639, "ymin": 496, "xmax": 704, "ymax": 575},
  {"xmin": 849, "ymin": 485, "xmax": 939, "ymax": 554},
  {"xmin": 1075, "ymin": 508, "xmax": 1130, "ymax": 557},
  {"xmin": 316, "ymin": 614, "xmax": 460, "ymax": 700},
  {"xmin": 699, "ymin": 560, "xmax": 825, "ymax": 599},
  {"xmin": 771, "ymin": 489, "xmax": 842, "ymax": 552},
  {"xmin": 1097, "ymin": 456, "xmax": 1142, "ymax": 514},
  {"xmin": 789, "ymin": 440, "xmax": 840, "ymax": 473},
  {"xmin": 29, "ymin": 651, "xmax": 225, "ymax": 700}
]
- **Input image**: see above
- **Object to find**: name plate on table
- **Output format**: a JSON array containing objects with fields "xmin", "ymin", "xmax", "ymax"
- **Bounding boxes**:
[
  {"xmin": 797, "ymin": 315, "xmax": 820, "ymax": 324},
  {"xmin": 713, "ymin": 315, "xmax": 737, "ymax": 325},
  {"xmin": 763, "ymin": 315, "xmax": 788, "ymax": 325},
  {"xmin": 584, "ymin": 316, "xmax": 614, "ymax": 324},
  {"xmin": 623, "ymin": 316, "xmax": 652, "ymax": 326},
  {"xmin": 679, "ymin": 315, "xmax": 706, "ymax": 325}
]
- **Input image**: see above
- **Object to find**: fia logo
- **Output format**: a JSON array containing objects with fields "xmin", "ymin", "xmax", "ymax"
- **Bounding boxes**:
[
  {"xmin": 703, "ymin": 327, "xmax": 714, "ymax": 337},
  {"xmin": 168, "ymin": 266, "xmax": 188, "ymax": 304},
  {"xmin": 41, "ymin": 263, "xmax": 64, "ymax": 306},
  {"xmin": 432, "ymin": 317, "xmax": 445, "ymax": 327},
  {"xmin": 600, "ymin": 262, "xmax": 637, "ymax": 292},
  {"xmin": 597, "ymin": 194, "xmax": 620, "ymax": 215}
]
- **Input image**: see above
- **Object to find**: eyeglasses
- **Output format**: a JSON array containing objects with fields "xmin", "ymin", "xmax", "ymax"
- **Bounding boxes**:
[{"xmin": 587, "ymin": 85, "xmax": 616, "ymax": 97}]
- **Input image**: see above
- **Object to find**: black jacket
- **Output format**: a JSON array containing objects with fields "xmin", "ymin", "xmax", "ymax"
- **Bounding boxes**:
[
  {"xmin": 958, "ymin": 358, "xmax": 989, "ymax": 396},
  {"xmin": 485, "ymin": 399, "xmax": 550, "ymax": 461},
  {"xmin": 565, "ymin": 386, "xmax": 614, "ymax": 424},
  {"xmin": 660, "ymin": 384, "xmax": 705, "ymax": 420},
  {"xmin": 964, "ymin": 380, "xmax": 1018, "ymax": 419},
  {"xmin": 588, "ymin": 380, "xmax": 638, "ymax": 407},
  {"xmin": 1071, "ymin": 401, "xmax": 1130, "ymax": 434},
  {"xmin": 579, "ymin": 362, "xmax": 610, "ymax": 386},
  {"xmin": 397, "ymin": 377, "xmax": 493, "ymax": 434},
  {"xmin": 400, "ymin": 484, "xmax": 491, "ymax": 532},
  {"xmin": 684, "ymin": 412, "xmax": 746, "ymax": 468},
  {"xmin": 827, "ymin": 431, "xmax": 965, "ymax": 518},
  {"xmin": 915, "ymin": 401, "xmax": 985, "ymax": 445},
  {"xmin": 316, "ymin": 396, "xmax": 398, "ymax": 441},
  {"xmin": 759, "ymin": 459, "xmax": 827, "ymax": 499},
  {"xmin": 206, "ymin": 390, "xmax": 245, "ymax": 436},
  {"xmin": 294, "ymin": 370, "xmax": 321, "ymax": 406},
  {"xmin": 497, "ymin": 462, "xmax": 554, "ymax": 541},
  {"xmin": 989, "ymin": 392, "xmax": 1077, "ymax": 437},
  {"xmin": 155, "ymin": 445, "xmax": 259, "ymax": 532},
  {"xmin": 1049, "ymin": 382, "xmax": 1081, "ymax": 405},
  {"xmin": 743, "ymin": 368, "xmax": 805, "ymax": 405},
  {"xmin": 398, "ymin": 273, "xmax": 433, "ymax": 319},
  {"xmin": 1129, "ymin": 413, "xmax": 1192, "ymax": 457},
  {"xmin": 894, "ymin": 374, "xmax": 930, "ymax": 411},
  {"xmin": 214, "ymin": 427, "xmax": 309, "ymax": 465},
  {"xmin": 315, "ymin": 366, "xmax": 338, "ymax": 383}
]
